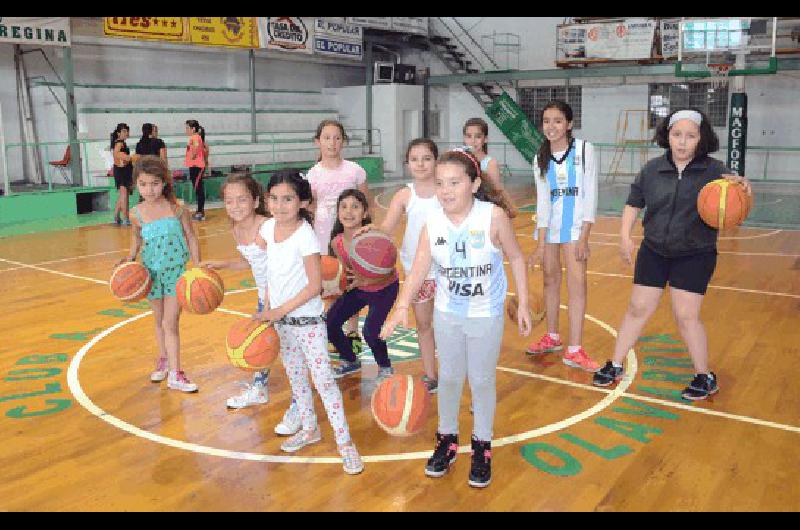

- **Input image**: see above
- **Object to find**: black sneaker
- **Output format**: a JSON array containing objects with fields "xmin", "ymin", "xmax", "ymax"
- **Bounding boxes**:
[
  {"xmin": 347, "ymin": 331, "xmax": 363, "ymax": 356},
  {"xmin": 425, "ymin": 432, "xmax": 459, "ymax": 478},
  {"xmin": 468, "ymin": 436, "xmax": 492, "ymax": 488},
  {"xmin": 681, "ymin": 372, "xmax": 719, "ymax": 401},
  {"xmin": 332, "ymin": 360, "xmax": 362, "ymax": 379},
  {"xmin": 593, "ymin": 361, "xmax": 624, "ymax": 387}
]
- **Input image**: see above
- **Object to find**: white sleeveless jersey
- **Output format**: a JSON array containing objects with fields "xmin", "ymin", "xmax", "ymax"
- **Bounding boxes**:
[
  {"xmin": 426, "ymin": 199, "xmax": 507, "ymax": 318},
  {"xmin": 534, "ymin": 138, "xmax": 598, "ymax": 244},
  {"xmin": 480, "ymin": 155, "xmax": 493, "ymax": 173},
  {"xmin": 400, "ymin": 183, "xmax": 441, "ymax": 279}
]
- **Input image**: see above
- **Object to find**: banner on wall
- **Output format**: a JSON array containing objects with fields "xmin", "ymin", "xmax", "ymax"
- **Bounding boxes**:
[
  {"xmin": 314, "ymin": 18, "xmax": 363, "ymax": 60},
  {"xmin": 345, "ymin": 17, "xmax": 391, "ymax": 30},
  {"xmin": 103, "ymin": 17, "xmax": 188, "ymax": 42},
  {"xmin": 557, "ymin": 24, "xmax": 586, "ymax": 59},
  {"xmin": 260, "ymin": 17, "xmax": 313, "ymax": 54},
  {"xmin": 0, "ymin": 17, "xmax": 70, "ymax": 46},
  {"xmin": 390, "ymin": 17, "xmax": 428, "ymax": 36},
  {"xmin": 660, "ymin": 19, "xmax": 680, "ymax": 58},
  {"xmin": 484, "ymin": 92, "xmax": 545, "ymax": 165},
  {"xmin": 584, "ymin": 19, "xmax": 656, "ymax": 60},
  {"xmin": 188, "ymin": 17, "xmax": 259, "ymax": 48}
]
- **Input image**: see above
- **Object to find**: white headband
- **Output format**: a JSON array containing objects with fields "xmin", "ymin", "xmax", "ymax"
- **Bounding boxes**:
[{"xmin": 669, "ymin": 110, "xmax": 702, "ymax": 128}]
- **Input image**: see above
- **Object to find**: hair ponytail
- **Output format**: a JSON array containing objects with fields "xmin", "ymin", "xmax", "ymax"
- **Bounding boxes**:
[
  {"xmin": 266, "ymin": 170, "xmax": 314, "ymax": 225},
  {"xmin": 536, "ymin": 100, "xmax": 574, "ymax": 178},
  {"xmin": 110, "ymin": 123, "xmax": 129, "ymax": 150}
]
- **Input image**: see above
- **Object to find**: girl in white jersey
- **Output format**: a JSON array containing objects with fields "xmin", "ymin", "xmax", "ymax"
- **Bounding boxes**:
[
  {"xmin": 463, "ymin": 117, "xmax": 517, "ymax": 218},
  {"xmin": 256, "ymin": 171, "xmax": 363, "ymax": 474},
  {"xmin": 526, "ymin": 100, "xmax": 601, "ymax": 373},
  {"xmin": 200, "ymin": 175, "xmax": 300, "ymax": 433},
  {"xmin": 361, "ymin": 139, "xmax": 440, "ymax": 393},
  {"xmin": 381, "ymin": 148, "xmax": 532, "ymax": 489}
]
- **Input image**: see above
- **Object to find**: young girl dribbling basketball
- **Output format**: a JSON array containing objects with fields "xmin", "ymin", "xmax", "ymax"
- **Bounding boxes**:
[
  {"xmin": 381, "ymin": 148, "xmax": 532, "ymax": 488},
  {"xmin": 116, "ymin": 155, "xmax": 201, "ymax": 392},
  {"xmin": 363, "ymin": 138, "xmax": 441, "ymax": 392},
  {"xmin": 255, "ymin": 171, "xmax": 364, "ymax": 474},
  {"xmin": 526, "ymin": 100, "xmax": 601, "ymax": 373},
  {"xmin": 326, "ymin": 189, "xmax": 399, "ymax": 382}
]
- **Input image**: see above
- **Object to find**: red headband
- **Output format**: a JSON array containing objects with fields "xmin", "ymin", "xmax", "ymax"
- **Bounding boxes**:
[{"xmin": 448, "ymin": 147, "xmax": 482, "ymax": 178}]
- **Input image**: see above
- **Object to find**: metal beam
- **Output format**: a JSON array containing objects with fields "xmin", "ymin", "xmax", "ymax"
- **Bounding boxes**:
[
  {"xmin": 249, "ymin": 49, "xmax": 256, "ymax": 143},
  {"xmin": 427, "ymin": 58, "xmax": 800, "ymax": 85},
  {"xmin": 365, "ymin": 42, "xmax": 373, "ymax": 154},
  {"xmin": 63, "ymin": 45, "xmax": 82, "ymax": 186}
]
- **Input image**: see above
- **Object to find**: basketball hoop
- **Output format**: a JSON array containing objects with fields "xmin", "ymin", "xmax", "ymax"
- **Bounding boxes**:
[{"xmin": 708, "ymin": 63, "xmax": 733, "ymax": 89}]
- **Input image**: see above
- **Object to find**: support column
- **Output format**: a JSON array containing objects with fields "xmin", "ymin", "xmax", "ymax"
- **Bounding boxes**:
[
  {"xmin": 422, "ymin": 68, "xmax": 430, "ymax": 138},
  {"xmin": 365, "ymin": 41, "xmax": 373, "ymax": 154},
  {"xmin": 63, "ymin": 45, "xmax": 82, "ymax": 186},
  {"xmin": 249, "ymin": 49, "xmax": 257, "ymax": 143}
]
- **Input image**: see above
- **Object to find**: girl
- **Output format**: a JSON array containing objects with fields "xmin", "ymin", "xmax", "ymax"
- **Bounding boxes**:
[
  {"xmin": 185, "ymin": 120, "xmax": 207, "ymax": 221},
  {"xmin": 306, "ymin": 119, "xmax": 371, "ymax": 354},
  {"xmin": 525, "ymin": 100, "xmax": 601, "ymax": 373},
  {"xmin": 116, "ymin": 155, "xmax": 201, "ymax": 392},
  {"xmin": 327, "ymin": 189, "xmax": 399, "ymax": 383},
  {"xmin": 363, "ymin": 138, "xmax": 441, "ymax": 393},
  {"xmin": 463, "ymin": 117, "xmax": 516, "ymax": 218},
  {"xmin": 111, "ymin": 123, "xmax": 133, "ymax": 225},
  {"xmin": 255, "ymin": 171, "xmax": 364, "ymax": 475},
  {"xmin": 381, "ymin": 148, "xmax": 532, "ymax": 489},
  {"xmin": 592, "ymin": 108, "xmax": 751, "ymax": 401},
  {"xmin": 134, "ymin": 123, "xmax": 168, "ymax": 167}
]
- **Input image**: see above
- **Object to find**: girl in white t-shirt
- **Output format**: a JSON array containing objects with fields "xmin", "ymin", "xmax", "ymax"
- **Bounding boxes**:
[{"xmin": 256, "ymin": 170, "xmax": 363, "ymax": 475}]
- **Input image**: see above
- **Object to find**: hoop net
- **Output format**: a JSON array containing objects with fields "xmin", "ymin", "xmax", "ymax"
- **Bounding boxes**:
[{"xmin": 707, "ymin": 63, "xmax": 733, "ymax": 89}]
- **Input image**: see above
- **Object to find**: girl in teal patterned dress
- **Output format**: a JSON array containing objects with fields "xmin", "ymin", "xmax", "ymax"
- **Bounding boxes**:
[{"xmin": 117, "ymin": 155, "xmax": 201, "ymax": 392}]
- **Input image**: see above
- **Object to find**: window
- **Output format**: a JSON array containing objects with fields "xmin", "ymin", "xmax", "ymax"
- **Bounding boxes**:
[
  {"xmin": 518, "ymin": 86, "xmax": 582, "ymax": 129},
  {"xmin": 648, "ymin": 82, "xmax": 728, "ymax": 128}
]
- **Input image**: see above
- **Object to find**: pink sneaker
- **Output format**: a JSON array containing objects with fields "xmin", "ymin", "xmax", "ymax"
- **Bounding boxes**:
[
  {"xmin": 526, "ymin": 334, "xmax": 563, "ymax": 355},
  {"xmin": 167, "ymin": 370, "xmax": 198, "ymax": 393},
  {"xmin": 150, "ymin": 357, "xmax": 168, "ymax": 382},
  {"xmin": 563, "ymin": 348, "xmax": 601, "ymax": 372}
]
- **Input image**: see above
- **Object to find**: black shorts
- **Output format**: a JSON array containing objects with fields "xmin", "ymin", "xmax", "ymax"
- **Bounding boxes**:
[
  {"xmin": 633, "ymin": 243, "xmax": 717, "ymax": 295},
  {"xmin": 113, "ymin": 165, "xmax": 133, "ymax": 192}
]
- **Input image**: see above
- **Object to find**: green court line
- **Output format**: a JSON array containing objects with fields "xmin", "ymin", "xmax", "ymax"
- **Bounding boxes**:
[{"xmin": 31, "ymin": 80, "xmax": 321, "ymax": 95}]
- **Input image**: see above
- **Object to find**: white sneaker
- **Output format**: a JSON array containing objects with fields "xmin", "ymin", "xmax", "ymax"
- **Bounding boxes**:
[
  {"xmin": 226, "ymin": 382, "xmax": 268, "ymax": 409},
  {"xmin": 150, "ymin": 357, "xmax": 168, "ymax": 382},
  {"xmin": 167, "ymin": 371, "xmax": 198, "ymax": 393},
  {"xmin": 339, "ymin": 443, "xmax": 364, "ymax": 475},
  {"xmin": 274, "ymin": 401, "xmax": 302, "ymax": 435},
  {"xmin": 280, "ymin": 425, "xmax": 321, "ymax": 453}
]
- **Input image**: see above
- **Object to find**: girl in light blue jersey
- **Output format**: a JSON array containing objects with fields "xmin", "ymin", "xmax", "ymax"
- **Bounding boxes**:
[{"xmin": 381, "ymin": 148, "xmax": 531, "ymax": 489}]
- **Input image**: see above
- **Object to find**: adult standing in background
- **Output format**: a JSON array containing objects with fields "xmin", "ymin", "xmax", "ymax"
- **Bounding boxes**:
[
  {"xmin": 134, "ymin": 123, "xmax": 168, "ymax": 167},
  {"xmin": 111, "ymin": 123, "xmax": 133, "ymax": 225},
  {"xmin": 185, "ymin": 119, "xmax": 207, "ymax": 221}
]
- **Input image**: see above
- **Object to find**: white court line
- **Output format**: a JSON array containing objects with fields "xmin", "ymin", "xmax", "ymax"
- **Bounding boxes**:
[
  {"xmin": 497, "ymin": 367, "xmax": 800, "ymax": 434},
  {"xmin": 583, "ymin": 239, "xmax": 800, "ymax": 258},
  {"xmin": 0, "ymin": 257, "xmax": 108, "ymax": 285},
  {"xmin": 592, "ymin": 229, "xmax": 783, "ymax": 241}
]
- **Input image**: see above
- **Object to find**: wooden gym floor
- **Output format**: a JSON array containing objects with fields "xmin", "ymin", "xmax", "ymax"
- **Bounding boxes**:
[{"xmin": 0, "ymin": 181, "xmax": 798, "ymax": 511}]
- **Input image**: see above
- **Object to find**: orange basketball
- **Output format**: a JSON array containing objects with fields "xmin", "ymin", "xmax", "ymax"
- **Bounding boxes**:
[
  {"xmin": 350, "ymin": 231, "xmax": 397, "ymax": 279},
  {"xmin": 697, "ymin": 179, "xmax": 753, "ymax": 229},
  {"xmin": 175, "ymin": 267, "xmax": 224, "ymax": 314},
  {"xmin": 110, "ymin": 261, "xmax": 152, "ymax": 302},
  {"xmin": 226, "ymin": 318, "xmax": 281, "ymax": 370},
  {"xmin": 507, "ymin": 292, "xmax": 545, "ymax": 326},
  {"xmin": 320, "ymin": 255, "xmax": 347, "ymax": 299},
  {"xmin": 371, "ymin": 374, "xmax": 430, "ymax": 437}
]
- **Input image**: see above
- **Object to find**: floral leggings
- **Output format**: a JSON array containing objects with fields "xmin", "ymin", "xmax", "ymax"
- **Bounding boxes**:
[{"xmin": 274, "ymin": 321, "xmax": 352, "ymax": 446}]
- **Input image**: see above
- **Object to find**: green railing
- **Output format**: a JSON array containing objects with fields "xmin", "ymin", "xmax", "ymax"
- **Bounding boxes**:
[
  {"xmin": 437, "ymin": 141, "xmax": 800, "ymax": 183},
  {"xmin": 1, "ymin": 128, "xmax": 382, "ymax": 194}
]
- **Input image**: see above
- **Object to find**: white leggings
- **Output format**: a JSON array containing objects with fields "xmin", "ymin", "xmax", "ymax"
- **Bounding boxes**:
[
  {"xmin": 275, "ymin": 322, "xmax": 352, "ymax": 446},
  {"xmin": 432, "ymin": 310, "xmax": 504, "ymax": 442}
]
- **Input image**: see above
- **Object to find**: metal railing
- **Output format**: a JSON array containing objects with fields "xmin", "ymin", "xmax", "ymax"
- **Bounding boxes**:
[
  {"xmin": 431, "ymin": 17, "xmax": 500, "ymax": 73},
  {"xmin": 1, "ymin": 128, "xmax": 382, "ymax": 194}
]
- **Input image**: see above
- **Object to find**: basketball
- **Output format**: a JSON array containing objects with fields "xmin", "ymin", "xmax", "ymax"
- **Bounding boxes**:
[
  {"xmin": 507, "ymin": 292, "xmax": 546, "ymax": 326},
  {"xmin": 226, "ymin": 318, "xmax": 281, "ymax": 370},
  {"xmin": 110, "ymin": 261, "xmax": 152, "ymax": 302},
  {"xmin": 349, "ymin": 231, "xmax": 397, "ymax": 279},
  {"xmin": 370, "ymin": 374, "xmax": 430, "ymax": 437},
  {"xmin": 697, "ymin": 179, "xmax": 753, "ymax": 229},
  {"xmin": 175, "ymin": 267, "xmax": 224, "ymax": 314},
  {"xmin": 320, "ymin": 255, "xmax": 347, "ymax": 299}
]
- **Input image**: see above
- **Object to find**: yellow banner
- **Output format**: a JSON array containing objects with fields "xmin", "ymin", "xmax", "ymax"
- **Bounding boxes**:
[
  {"xmin": 103, "ymin": 17, "xmax": 188, "ymax": 41},
  {"xmin": 188, "ymin": 17, "xmax": 259, "ymax": 48}
]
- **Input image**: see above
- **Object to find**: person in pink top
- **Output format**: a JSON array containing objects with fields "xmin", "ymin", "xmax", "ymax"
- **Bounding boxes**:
[
  {"xmin": 307, "ymin": 119, "xmax": 370, "ymax": 349},
  {"xmin": 326, "ymin": 189, "xmax": 398, "ymax": 382}
]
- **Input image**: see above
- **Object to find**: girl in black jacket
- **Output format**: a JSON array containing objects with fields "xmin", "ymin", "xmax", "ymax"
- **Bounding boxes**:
[{"xmin": 593, "ymin": 108, "xmax": 751, "ymax": 400}]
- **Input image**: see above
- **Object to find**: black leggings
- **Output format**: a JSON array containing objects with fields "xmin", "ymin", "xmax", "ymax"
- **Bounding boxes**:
[{"xmin": 190, "ymin": 166, "xmax": 205, "ymax": 213}]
